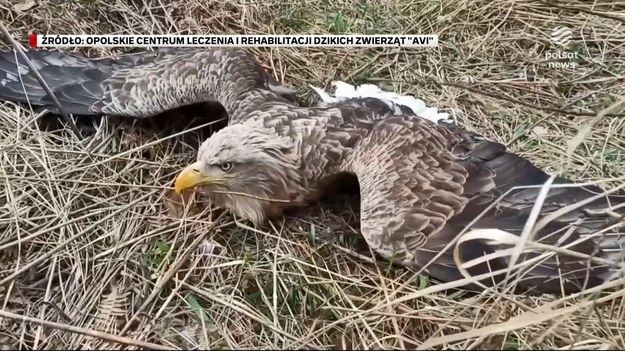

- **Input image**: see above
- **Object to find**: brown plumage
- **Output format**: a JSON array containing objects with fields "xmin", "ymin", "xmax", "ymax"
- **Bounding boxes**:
[{"xmin": 1, "ymin": 47, "xmax": 624, "ymax": 295}]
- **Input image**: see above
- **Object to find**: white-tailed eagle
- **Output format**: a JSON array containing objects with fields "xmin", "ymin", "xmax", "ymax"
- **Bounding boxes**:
[{"xmin": 1, "ymin": 47, "xmax": 624, "ymax": 294}]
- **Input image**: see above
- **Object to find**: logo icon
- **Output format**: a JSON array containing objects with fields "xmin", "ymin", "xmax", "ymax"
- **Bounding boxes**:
[{"xmin": 550, "ymin": 26, "xmax": 572, "ymax": 47}]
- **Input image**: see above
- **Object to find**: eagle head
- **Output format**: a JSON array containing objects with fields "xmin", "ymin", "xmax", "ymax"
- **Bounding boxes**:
[{"xmin": 173, "ymin": 122, "xmax": 301, "ymax": 224}]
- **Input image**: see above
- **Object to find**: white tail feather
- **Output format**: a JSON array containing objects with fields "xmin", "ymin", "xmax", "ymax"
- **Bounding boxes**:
[{"xmin": 310, "ymin": 81, "xmax": 451, "ymax": 124}]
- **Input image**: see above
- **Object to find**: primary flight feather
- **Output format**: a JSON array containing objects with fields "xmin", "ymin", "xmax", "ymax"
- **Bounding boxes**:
[{"xmin": 1, "ymin": 47, "xmax": 624, "ymax": 294}]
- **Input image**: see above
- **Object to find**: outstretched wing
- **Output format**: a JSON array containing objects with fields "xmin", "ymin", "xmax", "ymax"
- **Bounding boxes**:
[
  {"xmin": 0, "ymin": 49, "xmax": 127, "ymax": 115},
  {"xmin": 339, "ymin": 116, "xmax": 470, "ymax": 262},
  {"xmin": 421, "ymin": 139, "xmax": 625, "ymax": 294},
  {"xmin": 340, "ymin": 116, "xmax": 625, "ymax": 294},
  {"xmin": 0, "ymin": 48, "xmax": 298, "ymax": 117}
]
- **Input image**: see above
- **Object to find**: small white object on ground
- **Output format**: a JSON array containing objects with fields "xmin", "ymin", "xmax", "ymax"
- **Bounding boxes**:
[{"xmin": 199, "ymin": 239, "xmax": 221, "ymax": 256}]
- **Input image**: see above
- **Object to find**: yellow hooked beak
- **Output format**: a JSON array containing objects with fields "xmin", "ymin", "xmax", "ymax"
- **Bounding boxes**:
[{"xmin": 174, "ymin": 161, "xmax": 216, "ymax": 194}]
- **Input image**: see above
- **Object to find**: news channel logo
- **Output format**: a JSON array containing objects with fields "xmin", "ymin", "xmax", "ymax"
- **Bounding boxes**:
[
  {"xmin": 550, "ymin": 26, "xmax": 573, "ymax": 47},
  {"xmin": 542, "ymin": 26, "xmax": 578, "ymax": 70}
]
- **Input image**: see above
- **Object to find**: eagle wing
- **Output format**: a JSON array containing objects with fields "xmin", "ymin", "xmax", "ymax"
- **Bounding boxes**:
[
  {"xmin": 340, "ymin": 115, "xmax": 625, "ymax": 294},
  {"xmin": 0, "ymin": 48, "xmax": 298, "ymax": 118}
]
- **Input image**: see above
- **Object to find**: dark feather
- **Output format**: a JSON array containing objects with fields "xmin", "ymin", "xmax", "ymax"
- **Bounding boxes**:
[
  {"xmin": 0, "ymin": 48, "xmax": 299, "ymax": 118},
  {"xmin": 418, "ymin": 135, "xmax": 625, "ymax": 294}
]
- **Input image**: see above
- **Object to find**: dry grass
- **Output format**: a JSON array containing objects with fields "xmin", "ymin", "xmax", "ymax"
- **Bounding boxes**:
[{"xmin": 1, "ymin": 0, "xmax": 625, "ymax": 349}]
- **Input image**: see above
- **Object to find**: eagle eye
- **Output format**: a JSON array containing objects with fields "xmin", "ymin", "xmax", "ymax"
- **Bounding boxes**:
[{"xmin": 220, "ymin": 162, "xmax": 233, "ymax": 172}]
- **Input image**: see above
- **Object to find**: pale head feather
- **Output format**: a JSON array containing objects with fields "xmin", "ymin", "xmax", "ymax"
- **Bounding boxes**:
[{"xmin": 195, "ymin": 122, "xmax": 303, "ymax": 224}]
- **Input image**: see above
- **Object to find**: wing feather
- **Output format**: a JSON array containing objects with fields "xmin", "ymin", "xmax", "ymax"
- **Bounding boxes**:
[
  {"xmin": 341, "ymin": 115, "xmax": 625, "ymax": 294},
  {"xmin": 340, "ymin": 116, "xmax": 469, "ymax": 261},
  {"xmin": 0, "ymin": 48, "xmax": 298, "ymax": 119}
]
